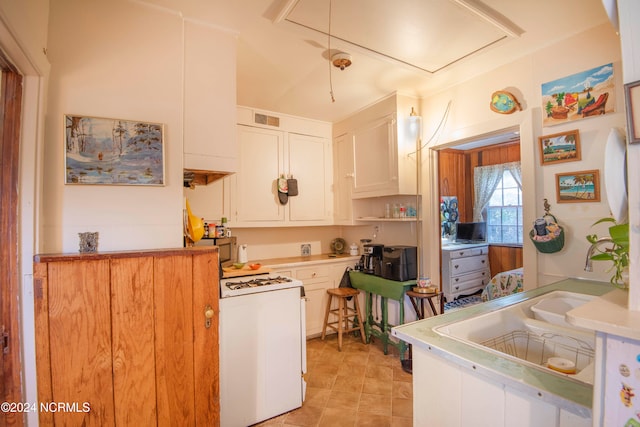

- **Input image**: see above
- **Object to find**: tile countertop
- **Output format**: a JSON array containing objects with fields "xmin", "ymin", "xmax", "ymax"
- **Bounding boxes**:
[
  {"xmin": 567, "ymin": 287, "xmax": 640, "ymax": 341},
  {"xmin": 252, "ymin": 253, "xmax": 360, "ymax": 269},
  {"xmin": 391, "ymin": 278, "xmax": 614, "ymax": 418}
]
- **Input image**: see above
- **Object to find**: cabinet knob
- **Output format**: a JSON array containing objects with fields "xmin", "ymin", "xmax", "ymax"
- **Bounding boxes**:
[
  {"xmin": 204, "ymin": 304, "xmax": 215, "ymax": 329},
  {"xmin": 481, "ymin": 259, "xmax": 486, "ymax": 264},
  {"xmin": 454, "ymin": 264, "xmax": 459, "ymax": 269},
  {"xmin": 458, "ymin": 252, "xmax": 464, "ymax": 256}
]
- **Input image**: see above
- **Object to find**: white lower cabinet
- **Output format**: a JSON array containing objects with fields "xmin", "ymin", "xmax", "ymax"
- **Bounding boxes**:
[
  {"xmin": 273, "ymin": 259, "xmax": 360, "ymax": 338},
  {"xmin": 413, "ymin": 347, "xmax": 591, "ymax": 427}
]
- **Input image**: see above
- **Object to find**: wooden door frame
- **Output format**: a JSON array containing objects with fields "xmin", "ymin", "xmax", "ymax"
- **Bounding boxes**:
[{"xmin": 0, "ymin": 58, "xmax": 24, "ymax": 426}]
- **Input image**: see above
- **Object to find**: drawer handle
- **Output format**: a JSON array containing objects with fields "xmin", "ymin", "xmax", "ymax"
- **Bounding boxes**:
[
  {"xmin": 454, "ymin": 264, "xmax": 459, "ymax": 269},
  {"xmin": 482, "ymin": 272, "xmax": 486, "ymax": 276},
  {"xmin": 454, "ymin": 278, "xmax": 459, "ymax": 282},
  {"xmin": 312, "ymin": 272, "xmax": 317, "ymax": 277},
  {"xmin": 481, "ymin": 260, "xmax": 486, "ymax": 264},
  {"xmin": 459, "ymin": 252, "xmax": 464, "ymax": 256},
  {"xmin": 455, "ymin": 286, "xmax": 460, "ymax": 290}
]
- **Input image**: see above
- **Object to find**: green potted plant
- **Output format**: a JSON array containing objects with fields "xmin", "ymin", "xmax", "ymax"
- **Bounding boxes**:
[{"xmin": 586, "ymin": 217, "xmax": 630, "ymax": 288}]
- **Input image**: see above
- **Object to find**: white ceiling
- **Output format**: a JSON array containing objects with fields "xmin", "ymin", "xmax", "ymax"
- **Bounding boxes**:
[{"xmin": 145, "ymin": 0, "xmax": 610, "ymax": 123}]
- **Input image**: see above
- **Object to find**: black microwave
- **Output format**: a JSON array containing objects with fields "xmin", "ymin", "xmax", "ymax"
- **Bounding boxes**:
[{"xmin": 191, "ymin": 236, "xmax": 237, "ymax": 267}]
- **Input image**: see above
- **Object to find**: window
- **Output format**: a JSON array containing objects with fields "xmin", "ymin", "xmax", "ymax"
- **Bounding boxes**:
[{"xmin": 485, "ymin": 169, "xmax": 523, "ymax": 244}]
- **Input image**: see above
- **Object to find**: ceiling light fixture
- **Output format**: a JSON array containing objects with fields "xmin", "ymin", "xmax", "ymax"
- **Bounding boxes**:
[{"xmin": 332, "ymin": 52, "xmax": 352, "ymax": 70}]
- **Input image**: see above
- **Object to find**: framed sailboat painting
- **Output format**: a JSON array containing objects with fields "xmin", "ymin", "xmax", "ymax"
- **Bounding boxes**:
[{"xmin": 64, "ymin": 114, "xmax": 165, "ymax": 185}]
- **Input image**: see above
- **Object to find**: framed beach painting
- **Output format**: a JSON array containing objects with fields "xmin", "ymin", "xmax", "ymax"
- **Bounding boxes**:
[
  {"xmin": 555, "ymin": 169, "xmax": 600, "ymax": 203},
  {"xmin": 541, "ymin": 63, "xmax": 615, "ymax": 127},
  {"xmin": 65, "ymin": 115, "xmax": 165, "ymax": 185},
  {"xmin": 538, "ymin": 129, "xmax": 581, "ymax": 165}
]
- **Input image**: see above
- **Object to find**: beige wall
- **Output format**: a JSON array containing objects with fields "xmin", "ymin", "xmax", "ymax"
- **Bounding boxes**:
[
  {"xmin": 42, "ymin": 0, "xmax": 238, "ymax": 253},
  {"xmin": 420, "ymin": 23, "xmax": 624, "ymax": 288}
]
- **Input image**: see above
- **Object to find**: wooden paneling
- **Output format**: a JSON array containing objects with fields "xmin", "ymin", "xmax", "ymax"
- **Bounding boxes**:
[
  {"xmin": 488, "ymin": 246, "xmax": 523, "ymax": 277},
  {"xmin": 33, "ymin": 263, "xmax": 53, "ymax": 427},
  {"xmin": 439, "ymin": 141, "xmax": 522, "ymax": 279},
  {"xmin": 154, "ymin": 255, "xmax": 195, "ymax": 426},
  {"xmin": 1, "ymin": 68, "xmax": 24, "ymax": 426},
  {"xmin": 47, "ymin": 260, "xmax": 115, "ymax": 426},
  {"xmin": 110, "ymin": 257, "xmax": 156, "ymax": 426},
  {"xmin": 438, "ymin": 149, "xmax": 469, "ymax": 221},
  {"xmin": 34, "ymin": 248, "xmax": 220, "ymax": 426},
  {"xmin": 193, "ymin": 252, "xmax": 220, "ymax": 426}
]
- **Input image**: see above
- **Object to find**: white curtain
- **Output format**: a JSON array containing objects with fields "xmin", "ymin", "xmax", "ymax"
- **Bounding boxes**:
[
  {"xmin": 473, "ymin": 164, "xmax": 502, "ymax": 221},
  {"xmin": 473, "ymin": 161, "xmax": 522, "ymax": 221},
  {"xmin": 505, "ymin": 161, "xmax": 522, "ymax": 190}
]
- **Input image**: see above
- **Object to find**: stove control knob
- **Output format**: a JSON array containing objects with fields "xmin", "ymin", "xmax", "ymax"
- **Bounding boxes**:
[{"xmin": 204, "ymin": 305, "xmax": 215, "ymax": 328}]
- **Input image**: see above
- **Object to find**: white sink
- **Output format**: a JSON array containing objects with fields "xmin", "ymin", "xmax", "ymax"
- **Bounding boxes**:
[
  {"xmin": 530, "ymin": 292, "xmax": 594, "ymax": 327},
  {"xmin": 434, "ymin": 291, "xmax": 596, "ymax": 383}
]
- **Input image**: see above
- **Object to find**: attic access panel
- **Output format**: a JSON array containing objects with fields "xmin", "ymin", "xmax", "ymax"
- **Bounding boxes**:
[{"xmin": 279, "ymin": 0, "xmax": 523, "ymax": 74}]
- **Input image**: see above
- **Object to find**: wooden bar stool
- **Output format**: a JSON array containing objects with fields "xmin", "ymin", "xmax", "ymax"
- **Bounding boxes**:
[{"xmin": 321, "ymin": 288, "xmax": 366, "ymax": 351}]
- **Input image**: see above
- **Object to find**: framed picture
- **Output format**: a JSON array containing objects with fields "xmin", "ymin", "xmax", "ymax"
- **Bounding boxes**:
[
  {"xmin": 541, "ymin": 63, "xmax": 615, "ymax": 127},
  {"xmin": 624, "ymin": 80, "xmax": 640, "ymax": 144},
  {"xmin": 538, "ymin": 129, "xmax": 581, "ymax": 165},
  {"xmin": 555, "ymin": 169, "xmax": 600, "ymax": 203},
  {"xmin": 65, "ymin": 115, "xmax": 165, "ymax": 185}
]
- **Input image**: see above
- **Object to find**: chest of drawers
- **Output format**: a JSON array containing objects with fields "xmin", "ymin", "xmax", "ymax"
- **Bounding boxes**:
[{"xmin": 441, "ymin": 244, "xmax": 490, "ymax": 301}]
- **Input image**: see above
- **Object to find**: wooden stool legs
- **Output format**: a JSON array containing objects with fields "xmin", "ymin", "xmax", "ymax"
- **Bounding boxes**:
[{"xmin": 321, "ymin": 288, "xmax": 366, "ymax": 351}]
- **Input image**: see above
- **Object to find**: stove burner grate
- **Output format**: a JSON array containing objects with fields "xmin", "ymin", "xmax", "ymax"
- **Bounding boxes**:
[{"xmin": 225, "ymin": 276, "xmax": 293, "ymax": 290}]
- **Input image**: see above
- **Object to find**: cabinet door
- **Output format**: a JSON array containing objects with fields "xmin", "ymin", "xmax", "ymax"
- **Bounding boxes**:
[
  {"xmin": 111, "ymin": 257, "xmax": 156, "ymax": 426},
  {"xmin": 235, "ymin": 125, "xmax": 284, "ymax": 222},
  {"xmin": 154, "ymin": 255, "xmax": 196, "ymax": 426},
  {"xmin": 192, "ymin": 251, "xmax": 220, "ymax": 426},
  {"xmin": 352, "ymin": 114, "xmax": 398, "ymax": 197},
  {"xmin": 334, "ymin": 133, "xmax": 355, "ymax": 224},
  {"xmin": 287, "ymin": 133, "xmax": 332, "ymax": 222},
  {"xmin": 296, "ymin": 266, "xmax": 331, "ymax": 336},
  {"xmin": 37, "ymin": 260, "xmax": 115, "ymax": 426},
  {"xmin": 183, "ymin": 20, "xmax": 237, "ymax": 173}
]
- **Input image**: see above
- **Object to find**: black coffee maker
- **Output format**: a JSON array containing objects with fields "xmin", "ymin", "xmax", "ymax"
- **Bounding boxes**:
[{"xmin": 361, "ymin": 243, "xmax": 384, "ymax": 275}]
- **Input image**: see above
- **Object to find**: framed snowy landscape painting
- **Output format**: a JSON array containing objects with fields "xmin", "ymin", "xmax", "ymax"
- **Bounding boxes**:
[{"xmin": 64, "ymin": 115, "xmax": 165, "ymax": 185}]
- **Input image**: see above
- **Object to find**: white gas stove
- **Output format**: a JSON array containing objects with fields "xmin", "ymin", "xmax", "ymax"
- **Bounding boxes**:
[
  {"xmin": 219, "ymin": 272, "xmax": 306, "ymax": 426},
  {"xmin": 220, "ymin": 273, "xmax": 303, "ymax": 298}
]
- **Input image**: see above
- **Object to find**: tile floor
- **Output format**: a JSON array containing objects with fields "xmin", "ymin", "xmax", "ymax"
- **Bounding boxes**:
[{"xmin": 254, "ymin": 333, "xmax": 413, "ymax": 427}]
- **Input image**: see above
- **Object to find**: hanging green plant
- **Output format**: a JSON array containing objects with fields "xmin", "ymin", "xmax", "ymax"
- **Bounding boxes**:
[{"xmin": 586, "ymin": 217, "xmax": 629, "ymax": 288}]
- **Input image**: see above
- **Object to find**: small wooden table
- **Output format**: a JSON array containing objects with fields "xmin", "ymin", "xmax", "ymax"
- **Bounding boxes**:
[
  {"xmin": 405, "ymin": 290, "xmax": 444, "ymax": 319},
  {"xmin": 403, "ymin": 289, "xmax": 443, "ymax": 374}
]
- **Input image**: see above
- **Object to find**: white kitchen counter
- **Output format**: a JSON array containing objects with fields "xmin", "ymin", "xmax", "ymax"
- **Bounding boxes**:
[
  {"xmin": 392, "ymin": 278, "xmax": 614, "ymax": 424},
  {"xmin": 566, "ymin": 288, "xmax": 640, "ymax": 341}
]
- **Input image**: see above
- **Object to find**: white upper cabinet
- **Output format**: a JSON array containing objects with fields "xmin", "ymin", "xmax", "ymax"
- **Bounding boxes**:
[
  {"xmin": 234, "ymin": 125, "xmax": 285, "ymax": 223},
  {"xmin": 352, "ymin": 114, "xmax": 399, "ymax": 197},
  {"xmin": 228, "ymin": 107, "xmax": 333, "ymax": 227},
  {"xmin": 334, "ymin": 93, "xmax": 418, "ymax": 201},
  {"xmin": 287, "ymin": 133, "xmax": 332, "ymax": 222},
  {"xmin": 332, "ymin": 93, "xmax": 420, "ymax": 223},
  {"xmin": 183, "ymin": 20, "xmax": 238, "ymax": 174},
  {"xmin": 333, "ymin": 132, "xmax": 355, "ymax": 225}
]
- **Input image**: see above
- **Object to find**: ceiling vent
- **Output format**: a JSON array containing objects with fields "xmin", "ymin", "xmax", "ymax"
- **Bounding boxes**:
[{"xmin": 255, "ymin": 113, "xmax": 280, "ymax": 127}]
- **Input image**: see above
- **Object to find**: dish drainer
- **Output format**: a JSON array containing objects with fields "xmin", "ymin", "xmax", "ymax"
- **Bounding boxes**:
[{"xmin": 480, "ymin": 330, "xmax": 594, "ymax": 373}]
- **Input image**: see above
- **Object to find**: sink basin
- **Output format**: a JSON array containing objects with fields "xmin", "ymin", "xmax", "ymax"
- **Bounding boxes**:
[
  {"xmin": 530, "ymin": 292, "xmax": 594, "ymax": 327},
  {"xmin": 434, "ymin": 291, "xmax": 596, "ymax": 384}
]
